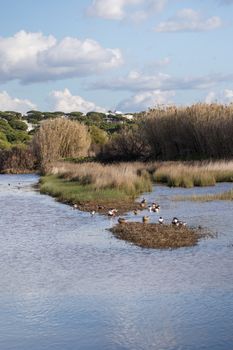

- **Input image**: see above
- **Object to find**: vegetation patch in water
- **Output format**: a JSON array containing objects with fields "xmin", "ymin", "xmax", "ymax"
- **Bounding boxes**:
[
  {"xmin": 175, "ymin": 189, "xmax": 233, "ymax": 202},
  {"xmin": 152, "ymin": 161, "xmax": 233, "ymax": 188},
  {"xmin": 40, "ymin": 173, "xmax": 150, "ymax": 215},
  {"xmin": 110, "ymin": 222, "xmax": 211, "ymax": 249}
]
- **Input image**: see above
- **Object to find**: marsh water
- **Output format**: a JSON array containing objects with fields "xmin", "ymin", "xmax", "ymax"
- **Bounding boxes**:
[{"xmin": 0, "ymin": 174, "xmax": 233, "ymax": 350}]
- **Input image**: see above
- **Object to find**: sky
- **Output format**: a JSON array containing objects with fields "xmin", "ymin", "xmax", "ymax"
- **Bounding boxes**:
[{"xmin": 0, "ymin": 0, "xmax": 233, "ymax": 114}]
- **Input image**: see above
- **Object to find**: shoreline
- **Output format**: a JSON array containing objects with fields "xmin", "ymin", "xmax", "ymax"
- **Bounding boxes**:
[
  {"xmin": 39, "ymin": 175, "xmax": 146, "ymax": 216},
  {"xmin": 37, "ymin": 173, "xmax": 214, "ymax": 249}
]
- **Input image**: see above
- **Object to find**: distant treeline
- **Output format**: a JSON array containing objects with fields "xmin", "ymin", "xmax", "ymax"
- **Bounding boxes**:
[{"xmin": 1, "ymin": 104, "xmax": 233, "ymax": 173}]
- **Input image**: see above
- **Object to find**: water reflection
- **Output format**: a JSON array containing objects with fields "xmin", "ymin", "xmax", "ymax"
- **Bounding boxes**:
[{"xmin": 0, "ymin": 175, "xmax": 233, "ymax": 349}]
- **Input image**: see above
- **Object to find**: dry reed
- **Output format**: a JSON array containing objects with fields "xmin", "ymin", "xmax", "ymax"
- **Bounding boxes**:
[
  {"xmin": 143, "ymin": 103, "xmax": 233, "ymax": 160},
  {"xmin": 153, "ymin": 161, "xmax": 233, "ymax": 187},
  {"xmin": 49, "ymin": 161, "xmax": 152, "ymax": 196}
]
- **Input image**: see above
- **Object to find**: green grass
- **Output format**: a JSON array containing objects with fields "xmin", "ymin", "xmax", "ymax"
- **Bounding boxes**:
[{"xmin": 40, "ymin": 175, "xmax": 148, "ymax": 205}]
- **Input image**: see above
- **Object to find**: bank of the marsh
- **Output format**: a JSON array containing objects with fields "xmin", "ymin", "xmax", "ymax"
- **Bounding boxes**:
[
  {"xmin": 110, "ymin": 222, "xmax": 211, "ymax": 249},
  {"xmin": 39, "ymin": 160, "xmax": 233, "ymax": 216},
  {"xmin": 40, "ymin": 173, "xmax": 150, "ymax": 215}
]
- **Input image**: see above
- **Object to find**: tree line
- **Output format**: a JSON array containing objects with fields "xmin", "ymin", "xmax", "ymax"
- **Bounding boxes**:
[{"xmin": 1, "ymin": 103, "xmax": 233, "ymax": 173}]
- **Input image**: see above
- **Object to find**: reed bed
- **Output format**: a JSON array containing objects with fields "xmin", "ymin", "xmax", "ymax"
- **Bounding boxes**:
[
  {"xmin": 40, "ymin": 162, "xmax": 153, "ymax": 213},
  {"xmin": 50, "ymin": 161, "xmax": 152, "ymax": 197},
  {"xmin": 143, "ymin": 103, "xmax": 233, "ymax": 160},
  {"xmin": 153, "ymin": 161, "xmax": 233, "ymax": 188}
]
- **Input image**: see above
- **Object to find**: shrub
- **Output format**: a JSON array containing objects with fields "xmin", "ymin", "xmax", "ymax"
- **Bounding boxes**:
[{"xmin": 32, "ymin": 118, "xmax": 91, "ymax": 173}]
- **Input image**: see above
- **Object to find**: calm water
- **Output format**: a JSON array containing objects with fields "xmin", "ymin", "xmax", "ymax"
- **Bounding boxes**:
[{"xmin": 0, "ymin": 174, "xmax": 233, "ymax": 350}]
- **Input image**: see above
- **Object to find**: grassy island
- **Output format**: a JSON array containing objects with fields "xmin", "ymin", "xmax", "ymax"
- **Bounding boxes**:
[{"xmin": 110, "ymin": 222, "xmax": 211, "ymax": 249}]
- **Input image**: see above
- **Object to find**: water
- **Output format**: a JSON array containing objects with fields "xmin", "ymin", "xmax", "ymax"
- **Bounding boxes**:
[{"xmin": 0, "ymin": 174, "xmax": 233, "ymax": 350}]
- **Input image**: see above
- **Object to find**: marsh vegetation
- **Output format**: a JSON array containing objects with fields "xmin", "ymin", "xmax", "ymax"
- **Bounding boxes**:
[{"xmin": 110, "ymin": 222, "xmax": 211, "ymax": 249}]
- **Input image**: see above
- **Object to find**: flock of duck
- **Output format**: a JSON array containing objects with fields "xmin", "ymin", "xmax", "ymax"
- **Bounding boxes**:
[
  {"xmin": 73, "ymin": 197, "xmax": 187, "ymax": 227},
  {"xmin": 115, "ymin": 198, "xmax": 187, "ymax": 226}
]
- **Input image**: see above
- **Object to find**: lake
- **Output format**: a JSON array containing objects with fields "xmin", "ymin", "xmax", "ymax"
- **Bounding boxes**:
[{"xmin": 0, "ymin": 174, "xmax": 233, "ymax": 350}]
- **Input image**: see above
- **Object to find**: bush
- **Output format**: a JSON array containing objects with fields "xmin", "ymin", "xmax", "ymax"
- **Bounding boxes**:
[
  {"xmin": 32, "ymin": 118, "xmax": 91, "ymax": 173},
  {"xmin": 0, "ymin": 145, "xmax": 36, "ymax": 173},
  {"xmin": 99, "ymin": 126, "xmax": 150, "ymax": 161}
]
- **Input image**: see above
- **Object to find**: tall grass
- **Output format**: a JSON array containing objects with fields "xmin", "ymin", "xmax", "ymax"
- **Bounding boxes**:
[
  {"xmin": 47, "ymin": 161, "xmax": 152, "ymax": 200},
  {"xmin": 153, "ymin": 161, "xmax": 233, "ymax": 188},
  {"xmin": 143, "ymin": 103, "xmax": 233, "ymax": 160}
]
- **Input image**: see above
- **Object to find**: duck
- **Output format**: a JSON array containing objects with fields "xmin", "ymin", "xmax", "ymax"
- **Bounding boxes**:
[
  {"xmin": 133, "ymin": 209, "xmax": 139, "ymax": 215},
  {"xmin": 118, "ymin": 217, "xmax": 127, "ymax": 224},
  {"xmin": 140, "ymin": 198, "xmax": 147, "ymax": 208},
  {"xmin": 73, "ymin": 204, "xmax": 78, "ymax": 209},
  {"xmin": 172, "ymin": 217, "xmax": 179, "ymax": 225},
  {"xmin": 158, "ymin": 217, "xmax": 164, "ymax": 224},
  {"xmin": 142, "ymin": 216, "xmax": 150, "ymax": 223},
  {"xmin": 148, "ymin": 206, "xmax": 153, "ymax": 212},
  {"xmin": 108, "ymin": 209, "xmax": 118, "ymax": 217},
  {"xmin": 90, "ymin": 210, "xmax": 96, "ymax": 216}
]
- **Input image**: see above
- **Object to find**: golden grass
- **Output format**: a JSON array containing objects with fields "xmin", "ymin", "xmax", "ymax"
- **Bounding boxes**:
[
  {"xmin": 144, "ymin": 103, "xmax": 233, "ymax": 160},
  {"xmin": 50, "ymin": 161, "xmax": 152, "ymax": 196},
  {"xmin": 153, "ymin": 161, "xmax": 233, "ymax": 188}
]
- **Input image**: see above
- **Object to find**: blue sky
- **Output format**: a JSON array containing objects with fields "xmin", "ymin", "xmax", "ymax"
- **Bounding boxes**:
[{"xmin": 0, "ymin": 0, "xmax": 233, "ymax": 113}]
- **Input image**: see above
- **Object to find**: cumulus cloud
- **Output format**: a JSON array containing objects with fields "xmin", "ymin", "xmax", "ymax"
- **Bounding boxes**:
[
  {"xmin": 205, "ymin": 89, "xmax": 233, "ymax": 103},
  {"xmin": 0, "ymin": 91, "xmax": 36, "ymax": 113},
  {"xmin": 49, "ymin": 88, "xmax": 106, "ymax": 114},
  {"xmin": 91, "ymin": 69, "xmax": 233, "ymax": 92},
  {"xmin": 87, "ymin": 0, "xmax": 166, "ymax": 20},
  {"xmin": 155, "ymin": 8, "xmax": 222, "ymax": 32},
  {"xmin": 117, "ymin": 90, "xmax": 175, "ymax": 112},
  {"xmin": 0, "ymin": 31, "xmax": 123, "ymax": 84}
]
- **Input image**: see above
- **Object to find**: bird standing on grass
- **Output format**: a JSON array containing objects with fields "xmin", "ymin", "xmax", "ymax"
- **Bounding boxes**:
[
  {"xmin": 158, "ymin": 217, "xmax": 164, "ymax": 224},
  {"xmin": 118, "ymin": 217, "xmax": 126, "ymax": 224},
  {"xmin": 142, "ymin": 216, "xmax": 149, "ymax": 223},
  {"xmin": 172, "ymin": 217, "xmax": 179, "ymax": 225}
]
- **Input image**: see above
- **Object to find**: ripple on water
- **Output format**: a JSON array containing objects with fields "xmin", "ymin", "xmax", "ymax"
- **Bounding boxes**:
[{"xmin": 0, "ymin": 175, "xmax": 233, "ymax": 350}]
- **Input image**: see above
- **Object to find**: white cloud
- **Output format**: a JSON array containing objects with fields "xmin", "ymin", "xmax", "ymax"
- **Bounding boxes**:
[
  {"xmin": 205, "ymin": 89, "xmax": 233, "ymax": 103},
  {"xmin": 224, "ymin": 89, "xmax": 233, "ymax": 101},
  {"xmin": 0, "ymin": 91, "xmax": 36, "ymax": 113},
  {"xmin": 0, "ymin": 31, "xmax": 123, "ymax": 84},
  {"xmin": 155, "ymin": 8, "xmax": 222, "ymax": 32},
  {"xmin": 117, "ymin": 90, "xmax": 175, "ymax": 112},
  {"xmin": 49, "ymin": 88, "xmax": 106, "ymax": 114},
  {"xmin": 92, "ymin": 69, "xmax": 233, "ymax": 92},
  {"xmin": 87, "ymin": 0, "xmax": 166, "ymax": 20},
  {"xmin": 87, "ymin": 0, "xmax": 142, "ymax": 20},
  {"xmin": 205, "ymin": 91, "xmax": 217, "ymax": 103}
]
